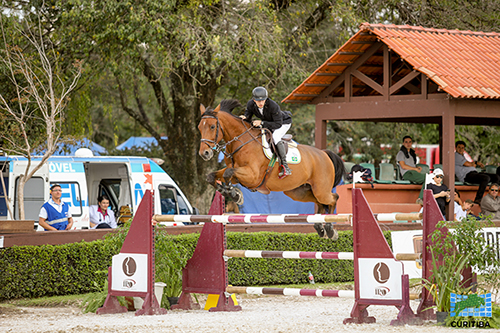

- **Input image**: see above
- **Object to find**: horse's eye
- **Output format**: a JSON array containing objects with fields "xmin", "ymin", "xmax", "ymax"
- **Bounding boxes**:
[{"xmin": 210, "ymin": 125, "xmax": 216, "ymax": 130}]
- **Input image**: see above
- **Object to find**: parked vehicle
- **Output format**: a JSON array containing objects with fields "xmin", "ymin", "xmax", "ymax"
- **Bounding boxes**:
[{"xmin": 0, "ymin": 149, "xmax": 197, "ymax": 230}]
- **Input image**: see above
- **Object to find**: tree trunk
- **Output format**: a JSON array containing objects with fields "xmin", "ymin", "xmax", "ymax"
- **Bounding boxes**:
[
  {"xmin": 164, "ymin": 71, "xmax": 220, "ymax": 214},
  {"xmin": 17, "ymin": 175, "xmax": 26, "ymax": 221}
]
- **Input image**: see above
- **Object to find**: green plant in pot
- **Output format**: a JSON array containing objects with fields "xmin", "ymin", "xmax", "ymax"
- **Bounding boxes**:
[
  {"xmin": 424, "ymin": 248, "xmax": 471, "ymax": 322},
  {"xmin": 423, "ymin": 215, "xmax": 500, "ymax": 324},
  {"xmin": 154, "ymin": 230, "xmax": 190, "ymax": 308}
]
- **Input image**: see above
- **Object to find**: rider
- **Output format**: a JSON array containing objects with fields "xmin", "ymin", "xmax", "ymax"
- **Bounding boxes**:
[{"xmin": 240, "ymin": 87, "xmax": 293, "ymax": 178}]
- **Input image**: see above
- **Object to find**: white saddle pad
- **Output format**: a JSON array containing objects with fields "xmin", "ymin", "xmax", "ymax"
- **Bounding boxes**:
[{"xmin": 261, "ymin": 131, "xmax": 301, "ymax": 164}]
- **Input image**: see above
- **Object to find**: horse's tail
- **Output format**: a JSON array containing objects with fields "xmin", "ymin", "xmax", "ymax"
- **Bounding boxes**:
[{"xmin": 323, "ymin": 150, "xmax": 346, "ymax": 188}]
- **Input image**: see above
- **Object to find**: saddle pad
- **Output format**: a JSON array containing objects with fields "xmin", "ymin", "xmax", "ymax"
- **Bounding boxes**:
[{"xmin": 261, "ymin": 131, "xmax": 301, "ymax": 164}]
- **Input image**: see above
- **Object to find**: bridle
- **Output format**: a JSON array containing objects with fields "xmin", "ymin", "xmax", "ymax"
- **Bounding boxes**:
[
  {"xmin": 200, "ymin": 113, "xmax": 267, "ymax": 164},
  {"xmin": 200, "ymin": 114, "xmax": 225, "ymax": 152}
]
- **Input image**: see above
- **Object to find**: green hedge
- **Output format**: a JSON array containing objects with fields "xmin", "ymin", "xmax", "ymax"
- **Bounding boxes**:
[{"xmin": 0, "ymin": 230, "xmax": 392, "ymax": 301}]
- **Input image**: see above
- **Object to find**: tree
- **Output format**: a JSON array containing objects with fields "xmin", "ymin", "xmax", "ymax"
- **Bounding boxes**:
[
  {"xmin": 37, "ymin": 0, "xmax": 343, "ymax": 212},
  {"xmin": 0, "ymin": 14, "xmax": 82, "ymax": 219}
]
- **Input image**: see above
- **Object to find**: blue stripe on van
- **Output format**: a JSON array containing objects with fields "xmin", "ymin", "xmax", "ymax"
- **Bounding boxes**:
[{"xmin": 150, "ymin": 162, "xmax": 164, "ymax": 172}]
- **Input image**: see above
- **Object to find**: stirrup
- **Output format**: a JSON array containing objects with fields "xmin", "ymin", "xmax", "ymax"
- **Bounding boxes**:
[{"xmin": 278, "ymin": 165, "xmax": 292, "ymax": 179}]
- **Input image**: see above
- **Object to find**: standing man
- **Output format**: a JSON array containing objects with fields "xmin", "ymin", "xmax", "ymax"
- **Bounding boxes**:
[
  {"xmin": 455, "ymin": 141, "xmax": 499, "ymax": 204},
  {"xmin": 240, "ymin": 86, "xmax": 293, "ymax": 178},
  {"xmin": 480, "ymin": 183, "xmax": 500, "ymax": 220},
  {"xmin": 38, "ymin": 184, "xmax": 74, "ymax": 231},
  {"xmin": 396, "ymin": 136, "xmax": 426, "ymax": 202}
]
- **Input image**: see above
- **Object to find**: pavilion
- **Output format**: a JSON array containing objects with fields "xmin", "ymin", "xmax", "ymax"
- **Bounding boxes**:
[{"xmin": 283, "ymin": 23, "xmax": 500, "ymax": 218}]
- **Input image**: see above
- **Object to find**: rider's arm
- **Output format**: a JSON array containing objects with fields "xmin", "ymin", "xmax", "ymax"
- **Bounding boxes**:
[{"xmin": 242, "ymin": 100, "xmax": 254, "ymax": 122}]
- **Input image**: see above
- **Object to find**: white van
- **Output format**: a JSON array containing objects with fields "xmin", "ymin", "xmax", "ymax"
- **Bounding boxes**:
[{"xmin": 0, "ymin": 149, "xmax": 197, "ymax": 230}]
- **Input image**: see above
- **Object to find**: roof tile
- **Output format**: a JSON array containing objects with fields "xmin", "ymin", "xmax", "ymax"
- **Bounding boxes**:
[{"xmin": 283, "ymin": 23, "xmax": 500, "ymax": 103}]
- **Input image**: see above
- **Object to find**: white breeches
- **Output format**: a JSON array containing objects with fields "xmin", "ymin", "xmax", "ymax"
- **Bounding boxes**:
[{"xmin": 272, "ymin": 123, "xmax": 291, "ymax": 144}]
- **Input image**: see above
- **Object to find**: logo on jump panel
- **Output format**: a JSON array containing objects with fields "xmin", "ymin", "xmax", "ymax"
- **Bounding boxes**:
[
  {"xmin": 122, "ymin": 257, "xmax": 137, "ymax": 277},
  {"xmin": 373, "ymin": 262, "xmax": 390, "ymax": 283}
]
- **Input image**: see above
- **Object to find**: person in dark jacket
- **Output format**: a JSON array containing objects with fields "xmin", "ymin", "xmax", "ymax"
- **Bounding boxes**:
[
  {"xmin": 240, "ymin": 86, "xmax": 293, "ymax": 177},
  {"xmin": 427, "ymin": 168, "xmax": 451, "ymax": 218}
]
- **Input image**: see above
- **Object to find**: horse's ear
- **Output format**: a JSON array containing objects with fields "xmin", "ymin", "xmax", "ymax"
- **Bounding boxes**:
[{"xmin": 200, "ymin": 104, "xmax": 206, "ymax": 115}]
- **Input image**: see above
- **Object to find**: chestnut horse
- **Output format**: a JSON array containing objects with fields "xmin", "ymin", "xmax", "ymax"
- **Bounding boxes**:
[{"xmin": 198, "ymin": 99, "xmax": 345, "ymax": 213}]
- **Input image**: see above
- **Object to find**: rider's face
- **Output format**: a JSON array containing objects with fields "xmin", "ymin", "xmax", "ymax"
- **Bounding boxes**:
[{"xmin": 254, "ymin": 99, "xmax": 266, "ymax": 108}]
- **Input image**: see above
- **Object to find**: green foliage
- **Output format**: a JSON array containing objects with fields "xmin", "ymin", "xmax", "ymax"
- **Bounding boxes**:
[
  {"xmin": 79, "ymin": 270, "xmax": 126, "ymax": 314},
  {"xmin": 226, "ymin": 230, "xmax": 392, "ymax": 285},
  {"xmin": 424, "ymin": 248, "xmax": 471, "ymax": 313},
  {"xmin": 423, "ymin": 216, "xmax": 500, "ymax": 313},
  {"xmin": 0, "ymin": 241, "xmax": 112, "ymax": 301}
]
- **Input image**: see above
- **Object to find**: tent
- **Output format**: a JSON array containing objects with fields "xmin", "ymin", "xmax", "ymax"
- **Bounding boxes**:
[
  {"xmin": 116, "ymin": 136, "xmax": 168, "ymax": 150},
  {"xmin": 37, "ymin": 138, "xmax": 107, "ymax": 156}
]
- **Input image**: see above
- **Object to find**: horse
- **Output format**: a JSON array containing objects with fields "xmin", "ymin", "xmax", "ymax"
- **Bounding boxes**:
[{"xmin": 198, "ymin": 99, "xmax": 345, "ymax": 214}]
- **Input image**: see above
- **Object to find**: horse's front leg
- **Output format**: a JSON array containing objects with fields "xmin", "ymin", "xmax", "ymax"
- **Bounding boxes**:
[
  {"xmin": 221, "ymin": 166, "xmax": 263, "ymax": 205},
  {"xmin": 207, "ymin": 168, "xmax": 227, "ymax": 188}
]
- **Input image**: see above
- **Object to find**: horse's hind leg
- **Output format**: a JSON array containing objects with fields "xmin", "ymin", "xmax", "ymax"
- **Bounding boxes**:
[{"xmin": 284, "ymin": 185, "xmax": 338, "ymax": 240}]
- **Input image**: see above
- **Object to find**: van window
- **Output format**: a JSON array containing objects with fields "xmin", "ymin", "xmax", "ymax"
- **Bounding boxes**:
[
  {"xmin": 158, "ymin": 185, "xmax": 178, "ymax": 215},
  {"xmin": 177, "ymin": 193, "xmax": 189, "ymax": 215},
  {"xmin": 15, "ymin": 177, "xmax": 45, "ymax": 220},
  {"xmin": 56, "ymin": 182, "xmax": 83, "ymax": 217}
]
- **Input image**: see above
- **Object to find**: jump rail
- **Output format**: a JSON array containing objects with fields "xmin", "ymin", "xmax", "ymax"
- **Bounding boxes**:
[
  {"xmin": 152, "ymin": 212, "xmax": 422, "ymax": 224},
  {"xmin": 224, "ymin": 250, "xmax": 420, "ymax": 261}
]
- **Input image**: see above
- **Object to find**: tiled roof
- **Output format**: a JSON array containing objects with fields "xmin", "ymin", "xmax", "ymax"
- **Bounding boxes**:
[{"xmin": 283, "ymin": 23, "xmax": 500, "ymax": 103}]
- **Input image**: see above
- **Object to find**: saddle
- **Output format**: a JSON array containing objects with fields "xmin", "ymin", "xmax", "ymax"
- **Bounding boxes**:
[
  {"xmin": 264, "ymin": 132, "xmax": 293, "ymax": 153},
  {"xmin": 261, "ymin": 130, "xmax": 300, "ymax": 164}
]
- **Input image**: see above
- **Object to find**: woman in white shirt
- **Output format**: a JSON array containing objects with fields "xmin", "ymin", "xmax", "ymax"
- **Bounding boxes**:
[{"xmin": 89, "ymin": 195, "xmax": 117, "ymax": 229}]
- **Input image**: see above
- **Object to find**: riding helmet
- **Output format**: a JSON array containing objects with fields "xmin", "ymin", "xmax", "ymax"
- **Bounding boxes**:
[{"xmin": 252, "ymin": 87, "xmax": 268, "ymax": 101}]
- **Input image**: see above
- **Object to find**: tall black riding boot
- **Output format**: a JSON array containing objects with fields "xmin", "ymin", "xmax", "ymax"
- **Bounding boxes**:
[{"xmin": 276, "ymin": 141, "xmax": 292, "ymax": 178}]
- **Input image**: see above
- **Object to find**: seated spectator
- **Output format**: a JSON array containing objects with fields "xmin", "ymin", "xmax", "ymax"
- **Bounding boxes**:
[
  {"xmin": 396, "ymin": 136, "xmax": 425, "ymax": 202},
  {"xmin": 89, "ymin": 195, "xmax": 117, "ymax": 229},
  {"xmin": 455, "ymin": 141, "xmax": 500, "ymax": 204},
  {"xmin": 427, "ymin": 168, "xmax": 450, "ymax": 218},
  {"xmin": 454, "ymin": 195, "xmax": 474, "ymax": 221},
  {"xmin": 480, "ymin": 183, "xmax": 500, "ymax": 220}
]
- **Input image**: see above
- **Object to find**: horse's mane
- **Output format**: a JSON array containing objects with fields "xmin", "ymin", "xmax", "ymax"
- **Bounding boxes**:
[{"xmin": 204, "ymin": 99, "xmax": 242, "ymax": 118}]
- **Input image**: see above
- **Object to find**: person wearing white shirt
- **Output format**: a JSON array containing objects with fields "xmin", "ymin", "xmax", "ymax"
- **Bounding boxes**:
[
  {"xmin": 39, "ymin": 184, "xmax": 74, "ymax": 231},
  {"xmin": 89, "ymin": 195, "xmax": 117, "ymax": 229}
]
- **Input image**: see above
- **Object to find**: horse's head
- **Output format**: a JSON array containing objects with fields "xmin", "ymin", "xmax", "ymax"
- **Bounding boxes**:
[
  {"xmin": 198, "ymin": 99, "xmax": 243, "ymax": 161},
  {"xmin": 198, "ymin": 103, "xmax": 223, "ymax": 161}
]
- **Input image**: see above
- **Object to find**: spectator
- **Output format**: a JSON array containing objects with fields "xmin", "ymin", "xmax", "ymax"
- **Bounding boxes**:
[
  {"xmin": 427, "ymin": 168, "xmax": 450, "ymax": 218},
  {"xmin": 454, "ymin": 196, "xmax": 475, "ymax": 221},
  {"xmin": 89, "ymin": 195, "xmax": 117, "ymax": 229},
  {"xmin": 396, "ymin": 136, "xmax": 425, "ymax": 202},
  {"xmin": 38, "ymin": 184, "xmax": 74, "ymax": 231},
  {"xmin": 480, "ymin": 183, "xmax": 500, "ymax": 220},
  {"xmin": 455, "ymin": 141, "xmax": 500, "ymax": 204}
]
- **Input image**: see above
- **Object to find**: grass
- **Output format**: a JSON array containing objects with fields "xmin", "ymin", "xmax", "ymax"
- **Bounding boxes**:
[{"xmin": 2, "ymin": 294, "xmax": 86, "ymax": 307}]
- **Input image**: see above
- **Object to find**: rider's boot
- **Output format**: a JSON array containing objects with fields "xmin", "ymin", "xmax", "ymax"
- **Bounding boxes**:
[{"xmin": 276, "ymin": 141, "xmax": 292, "ymax": 178}]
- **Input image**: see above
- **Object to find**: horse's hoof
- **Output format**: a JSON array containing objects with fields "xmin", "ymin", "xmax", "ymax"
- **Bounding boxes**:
[
  {"xmin": 207, "ymin": 172, "xmax": 217, "ymax": 185},
  {"xmin": 314, "ymin": 223, "xmax": 325, "ymax": 238},
  {"xmin": 324, "ymin": 223, "xmax": 338, "ymax": 241},
  {"xmin": 230, "ymin": 187, "xmax": 244, "ymax": 205}
]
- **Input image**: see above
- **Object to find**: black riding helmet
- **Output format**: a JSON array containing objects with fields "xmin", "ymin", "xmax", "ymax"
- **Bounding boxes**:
[{"xmin": 252, "ymin": 86, "xmax": 268, "ymax": 101}]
